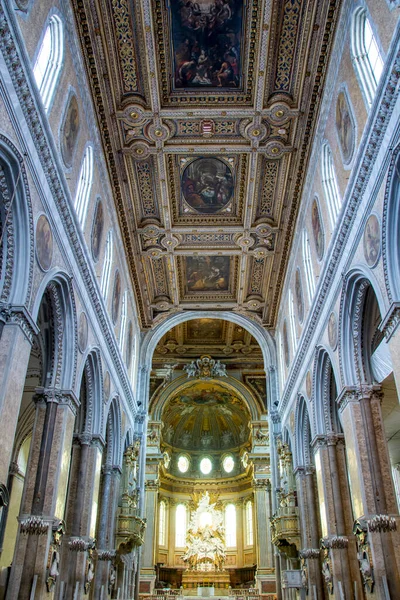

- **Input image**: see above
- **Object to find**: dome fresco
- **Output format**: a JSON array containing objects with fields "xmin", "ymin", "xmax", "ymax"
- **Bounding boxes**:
[{"xmin": 161, "ymin": 380, "xmax": 250, "ymax": 451}]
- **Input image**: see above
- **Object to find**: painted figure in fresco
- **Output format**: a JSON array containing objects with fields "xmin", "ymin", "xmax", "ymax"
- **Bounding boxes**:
[
  {"xmin": 182, "ymin": 157, "xmax": 233, "ymax": 213},
  {"xmin": 363, "ymin": 214, "xmax": 380, "ymax": 267},
  {"xmin": 295, "ymin": 269, "xmax": 304, "ymax": 323},
  {"xmin": 61, "ymin": 95, "xmax": 79, "ymax": 168},
  {"xmin": 336, "ymin": 90, "xmax": 354, "ymax": 164},
  {"xmin": 311, "ymin": 198, "xmax": 324, "ymax": 261},
  {"xmin": 172, "ymin": 0, "xmax": 243, "ymax": 88},
  {"xmin": 36, "ymin": 214, "xmax": 53, "ymax": 271},
  {"xmin": 186, "ymin": 256, "xmax": 229, "ymax": 292},
  {"xmin": 112, "ymin": 271, "xmax": 121, "ymax": 324},
  {"xmin": 91, "ymin": 199, "xmax": 104, "ymax": 262}
]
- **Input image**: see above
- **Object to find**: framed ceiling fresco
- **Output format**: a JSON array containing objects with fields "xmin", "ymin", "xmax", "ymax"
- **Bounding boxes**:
[
  {"xmin": 170, "ymin": 0, "xmax": 244, "ymax": 90},
  {"xmin": 182, "ymin": 157, "xmax": 234, "ymax": 214}
]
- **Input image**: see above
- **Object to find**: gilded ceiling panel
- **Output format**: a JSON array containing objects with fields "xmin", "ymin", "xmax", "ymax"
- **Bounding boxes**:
[
  {"xmin": 168, "ymin": 154, "xmax": 246, "ymax": 225},
  {"xmin": 153, "ymin": 0, "xmax": 261, "ymax": 106},
  {"xmin": 71, "ymin": 0, "xmax": 343, "ymax": 328}
]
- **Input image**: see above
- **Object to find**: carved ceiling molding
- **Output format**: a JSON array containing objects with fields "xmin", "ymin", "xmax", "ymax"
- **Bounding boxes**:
[{"xmin": 71, "ymin": 0, "xmax": 344, "ymax": 328}]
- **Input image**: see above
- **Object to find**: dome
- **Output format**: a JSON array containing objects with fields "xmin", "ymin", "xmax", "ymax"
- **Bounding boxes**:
[{"xmin": 161, "ymin": 380, "xmax": 250, "ymax": 451}]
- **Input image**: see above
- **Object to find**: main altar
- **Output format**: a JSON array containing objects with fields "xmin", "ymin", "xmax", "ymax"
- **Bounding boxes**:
[{"xmin": 181, "ymin": 492, "xmax": 230, "ymax": 594}]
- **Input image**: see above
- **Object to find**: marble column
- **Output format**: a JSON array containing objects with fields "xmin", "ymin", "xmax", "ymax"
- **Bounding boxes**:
[
  {"xmin": 311, "ymin": 435, "xmax": 361, "ymax": 599},
  {"xmin": 6, "ymin": 388, "xmax": 78, "ymax": 599},
  {"xmin": 140, "ymin": 479, "xmax": 159, "ymax": 593},
  {"xmin": 64, "ymin": 434, "xmax": 104, "ymax": 599},
  {"xmin": 0, "ymin": 307, "xmax": 38, "ymax": 488},
  {"xmin": 337, "ymin": 386, "xmax": 400, "ymax": 599},
  {"xmin": 252, "ymin": 478, "xmax": 274, "ymax": 592},
  {"xmin": 94, "ymin": 465, "xmax": 121, "ymax": 598},
  {"xmin": 295, "ymin": 466, "xmax": 324, "ymax": 599}
]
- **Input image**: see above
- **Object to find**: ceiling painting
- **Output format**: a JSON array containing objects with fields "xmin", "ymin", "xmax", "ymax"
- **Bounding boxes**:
[
  {"xmin": 161, "ymin": 380, "xmax": 250, "ymax": 451},
  {"xmin": 182, "ymin": 157, "xmax": 234, "ymax": 214},
  {"xmin": 186, "ymin": 256, "xmax": 230, "ymax": 293},
  {"xmin": 72, "ymin": 0, "xmax": 343, "ymax": 327},
  {"xmin": 187, "ymin": 318, "xmax": 224, "ymax": 341},
  {"xmin": 171, "ymin": 0, "xmax": 244, "ymax": 90}
]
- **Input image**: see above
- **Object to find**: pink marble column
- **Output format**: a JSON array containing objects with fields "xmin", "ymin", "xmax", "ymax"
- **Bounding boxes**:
[
  {"xmin": 6, "ymin": 388, "xmax": 77, "ymax": 599},
  {"xmin": 337, "ymin": 386, "xmax": 400, "ymax": 599},
  {"xmin": 0, "ymin": 307, "xmax": 38, "ymax": 488}
]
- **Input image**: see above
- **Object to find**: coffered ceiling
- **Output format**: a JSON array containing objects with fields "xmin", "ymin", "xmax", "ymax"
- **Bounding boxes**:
[{"xmin": 72, "ymin": 0, "xmax": 342, "ymax": 328}]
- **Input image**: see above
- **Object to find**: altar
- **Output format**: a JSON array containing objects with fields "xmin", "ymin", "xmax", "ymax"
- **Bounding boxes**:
[{"xmin": 181, "ymin": 493, "xmax": 231, "ymax": 594}]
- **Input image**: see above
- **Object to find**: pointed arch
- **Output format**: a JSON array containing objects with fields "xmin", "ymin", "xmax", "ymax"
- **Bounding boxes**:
[
  {"xmin": 33, "ymin": 272, "xmax": 77, "ymax": 390},
  {"xmin": 294, "ymin": 395, "xmax": 312, "ymax": 468},
  {"xmin": 339, "ymin": 269, "xmax": 387, "ymax": 387},
  {"xmin": 313, "ymin": 347, "xmax": 341, "ymax": 437},
  {"xmin": 0, "ymin": 135, "xmax": 34, "ymax": 306},
  {"xmin": 104, "ymin": 396, "xmax": 122, "ymax": 467}
]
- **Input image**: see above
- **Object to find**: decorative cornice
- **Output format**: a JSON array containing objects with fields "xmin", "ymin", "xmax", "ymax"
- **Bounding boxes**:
[
  {"xmin": 0, "ymin": 4, "xmax": 137, "ymax": 414},
  {"xmin": 0, "ymin": 304, "xmax": 39, "ymax": 344},
  {"xmin": 280, "ymin": 33, "xmax": 400, "ymax": 413},
  {"xmin": 68, "ymin": 536, "xmax": 96, "ymax": 552},
  {"xmin": 321, "ymin": 535, "xmax": 348, "ymax": 550},
  {"xmin": 97, "ymin": 549, "xmax": 117, "ymax": 561},
  {"xmin": 19, "ymin": 516, "xmax": 49, "ymax": 535},
  {"xmin": 300, "ymin": 548, "xmax": 320, "ymax": 559},
  {"xmin": 336, "ymin": 385, "xmax": 382, "ymax": 413},
  {"xmin": 367, "ymin": 514, "xmax": 397, "ymax": 533}
]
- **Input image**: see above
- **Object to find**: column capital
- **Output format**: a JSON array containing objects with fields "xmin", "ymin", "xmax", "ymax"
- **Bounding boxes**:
[
  {"xmin": 0, "ymin": 303, "xmax": 39, "ymax": 344},
  {"xmin": 252, "ymin": 477, "xmax": 271, "ymax": 491},
  {"xmin": 145, "ymin": 479, "xmax": 160, "ymax": 491},
  {"xmin": 336, "ymin": 385, "xmax": 382, "ymax": 413},
  {"xmin": 33, "ymin": 387, "xmax": 79, "ymax": 414}
]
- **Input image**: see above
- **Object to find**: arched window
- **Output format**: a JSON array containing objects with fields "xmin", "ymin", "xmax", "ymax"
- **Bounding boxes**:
[
  {"xmin": 321, "ymin": 143, "xmax": 341, "ymax": 227},
  {"xmin": 119, "ymin": 291, "xmax": 128, "ymax": 349},
  {"xmin": 100, "ymin": 230, "xmax": 113, "ymax": 299},
  {"xmin": 288, "ymin": 288, "xmax": 297, "ymax": 353},
  {"xmin": 33, "ymin": 15, "xmax": 64, "ymax": 112},
  {"xmin": 351, "ymin": 8, "xmax": 384, "ymax": 107},
  {"xmin": 75, "ymin": 146, "xmax": 94, "ymax": 227},
  {"xmin": 175, "ymin": 504, "xmax": 187, "ymax": 547},
  {"xmin": 245, "ymin": 500, "xmax": 253, "ymax": 546},
  {"xmin": 302, "ymin": 230, "xmax": 315, "ymax": 303},
  {"xmin": 225, "ymin": 504, "xmax": 236, "ymax": 547},
  {"xmin": 159, "ymin": 500, "xmax": 166, "ymax": 546}
]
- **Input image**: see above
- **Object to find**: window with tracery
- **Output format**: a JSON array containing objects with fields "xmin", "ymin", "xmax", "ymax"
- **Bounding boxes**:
[
  {"xmin": 175, "ymin": 504, "xmax": 187, "ymax": 547},
  {"xmin": 246, "ymin": 500, "xmax": 253, "ymax": 546},
  {"xmin": 33, "ymin": 15, "xmax": 64, "ymax": 112},
  {"xmin": 351, "ymin": 8, "xmax": 384, "ymax": 107},
  {"xmin": 75, "ymin": 146, "xmax": 94, "ymax": 227},
  {"xmin": 225, "ymin": 504, "xmax": 236, "ymax": 547}
]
